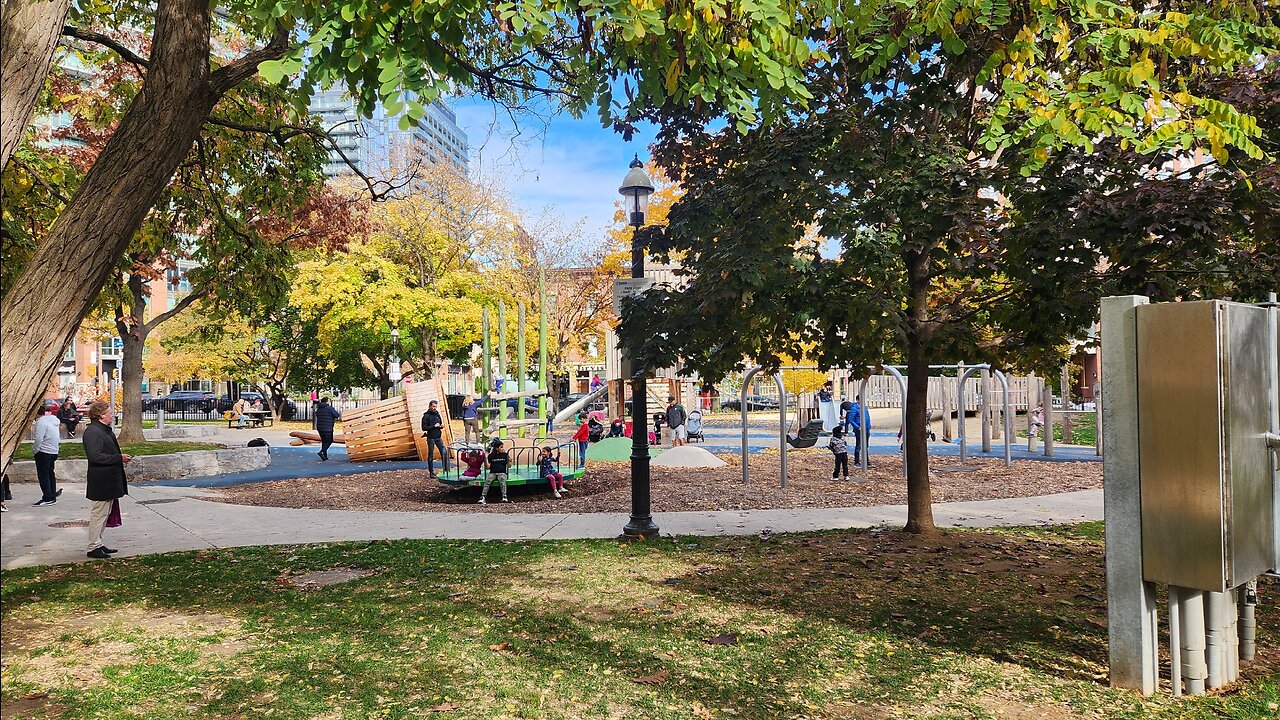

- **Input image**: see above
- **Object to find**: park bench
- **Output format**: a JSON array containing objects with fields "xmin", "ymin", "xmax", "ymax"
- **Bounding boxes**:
[{"xmin": 227, "ymin": 410, "xmax": 273, "ymax": 429}]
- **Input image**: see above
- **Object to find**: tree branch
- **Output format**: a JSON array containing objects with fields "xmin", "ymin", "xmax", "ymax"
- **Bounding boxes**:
[
  {"xmin": 145, "ymin": 286, "xmax": 208, "ymax": 332},
  {"xmin": 10, "ymin": 156, "xmax": 70, "ymax": 203},
  {"xmin": 208, "ymin": 25, "xmax": 291, "ymax": 96},
  {"xmin": 62, "ymin": 25, "xmax": 150, "ymax": 72},
  {"xmin": 203, "ymin": 115, "xmax": 411, "ymax": 201}
]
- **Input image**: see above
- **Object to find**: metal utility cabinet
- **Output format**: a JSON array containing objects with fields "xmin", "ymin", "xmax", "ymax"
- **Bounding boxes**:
[
  {"xmin": 1105, "ymin": 295, "xmax": 1279, "ymax": 697},
  {"xmin": 1136, "ymin": 301, "xmax": 1276, "ymax": 591}
]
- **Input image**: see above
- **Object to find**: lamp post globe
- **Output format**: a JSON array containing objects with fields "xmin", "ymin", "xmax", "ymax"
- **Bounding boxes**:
[
  {"xmin": 619, "ymin": 154, "xmax": 656, "ymax": 228},
  {"xmin": 619, "ymin": 154, "xmax": 659, "ymax": 540}
]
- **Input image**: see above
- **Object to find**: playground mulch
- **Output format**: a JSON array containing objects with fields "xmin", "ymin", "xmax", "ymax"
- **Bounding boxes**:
[{"xmin": 209, "ymin": 452, "xmax": 1101, "ymax": 514}]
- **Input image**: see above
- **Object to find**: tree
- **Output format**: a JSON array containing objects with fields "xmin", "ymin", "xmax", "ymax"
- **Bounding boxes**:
[
  {"xmin": 623, "ymin": 4, "xmax": 1278, "ymax": 535},
  {"xmin": 292, "ymin": 232, "xmax": 486, "ymax": 398},
  {"xmin": 4, "ymin": 40, "xmax": 356, "ymax": 442},
  {"xmin": 0, "ymin": 0, "xmax": 831, "ymax": 472},
  {"xmin": 0, "ymin": 0, "xmax": 70, "ymax": 168}
]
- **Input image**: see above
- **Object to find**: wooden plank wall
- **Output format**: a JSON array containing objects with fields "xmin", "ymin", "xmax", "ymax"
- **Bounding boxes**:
[
  {"xmin": 341, "ymin": 396, "xmax": 418, "ymax": 462},
  {"xmin": 846, "ymin": 374, "xmax": 1037, "ymax": 412}
]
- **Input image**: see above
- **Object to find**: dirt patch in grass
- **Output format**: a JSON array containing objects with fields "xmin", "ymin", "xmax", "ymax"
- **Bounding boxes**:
[
  {"xmin": 208, "ymin": 453, "xmax": 1100, "ymax": 513},
  {"xmin": 1, "ymin": 608, "xmax": 247, "ymax": 692}
]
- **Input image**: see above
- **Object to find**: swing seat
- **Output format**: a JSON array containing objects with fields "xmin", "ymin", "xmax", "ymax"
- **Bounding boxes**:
[{"xmin": 785, "ymin": 419, "xmax": 825, "ymax": 449}]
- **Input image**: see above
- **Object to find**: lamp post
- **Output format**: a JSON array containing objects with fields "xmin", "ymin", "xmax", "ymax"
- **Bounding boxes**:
[{"xmin": 619, "ymin": 154, "xmax": 659, "ymax": 540}]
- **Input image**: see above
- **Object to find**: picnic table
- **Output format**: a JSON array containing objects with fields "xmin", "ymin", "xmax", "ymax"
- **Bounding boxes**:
[{"xmin": 227, "ymin": 409, "xmax": 273, "ymax": 428}]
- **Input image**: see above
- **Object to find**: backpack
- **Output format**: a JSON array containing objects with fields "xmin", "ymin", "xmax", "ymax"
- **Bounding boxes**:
[{"xmin": 246, "ymin": 437, "xmax": 269, "ymax": 447}]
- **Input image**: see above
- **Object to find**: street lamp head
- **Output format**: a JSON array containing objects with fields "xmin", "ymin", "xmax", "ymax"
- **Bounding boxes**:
[
  {"xmin": 390, "ymin": 328, "xmax": 400, "ymax": 344},
  {"xmin": 619, "ymin": 154, "xmax": 655, "ymax": 228}
]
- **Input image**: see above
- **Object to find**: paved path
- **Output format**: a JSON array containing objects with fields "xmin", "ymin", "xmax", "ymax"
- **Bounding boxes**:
[{"xmin": 0, "ymin": 481, "xmax": 1102, "ymax": 569}]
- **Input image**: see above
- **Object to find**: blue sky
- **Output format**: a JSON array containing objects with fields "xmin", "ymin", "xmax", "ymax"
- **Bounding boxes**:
[{"xmin": 451, "ymin": 97, "xmax": 657, "ymax": 241}]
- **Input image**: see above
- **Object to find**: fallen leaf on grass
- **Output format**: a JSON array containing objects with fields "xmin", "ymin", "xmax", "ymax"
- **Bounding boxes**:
[
  {"xmin": 427, "ymin": 702, "xmax": 460, "ymax": 712},
  {"xmin": 20, "ymin": 692, "xmax": 49, "ymax": 701},
  {"xmin": 632, "ymin": 670, "xmax": 670, "ymax": 685},
  {"xmin": 704, "ymin": 632, "xmax": 738, "ymax": 646},
  {"xmin": 488, "ymin": 642, "xmax": 513, "ymax": 653}
]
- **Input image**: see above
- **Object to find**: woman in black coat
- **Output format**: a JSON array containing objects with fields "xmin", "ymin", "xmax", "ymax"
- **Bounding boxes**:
[
  {"xmin": 58, "ymin": 396, "xmax": 80, "ymax": 437},
  {"xmin": 82, "ymin": 401, "xmax": 131, "ymax": 559}
]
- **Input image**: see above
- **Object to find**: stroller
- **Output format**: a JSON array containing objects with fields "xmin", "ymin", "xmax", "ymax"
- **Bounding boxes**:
[{"xmin": 686, "ymin": 410, "xmax": 705, "ymax": 443}]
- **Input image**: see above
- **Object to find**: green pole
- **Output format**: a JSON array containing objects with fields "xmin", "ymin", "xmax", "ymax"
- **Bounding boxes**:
[
  {"xmin": 498, "ymin": 301, "xmax": 508, "ymax": 439},
  {"xmin": 481, "ymin": 307, "xmax": 491, "ymax": 396},
  {"xmin": 517, "ymin": 302, "xmax": 527, "ymax": 439},
  {"xmin": 538, "ymin": 270, "xmax": 548, "ymax": 441}
]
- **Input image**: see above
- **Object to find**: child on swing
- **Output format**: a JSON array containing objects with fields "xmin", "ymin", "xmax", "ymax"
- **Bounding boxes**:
[{"xmin": 538, "ymin": 444, "xmax": 566, "ymax": 498}]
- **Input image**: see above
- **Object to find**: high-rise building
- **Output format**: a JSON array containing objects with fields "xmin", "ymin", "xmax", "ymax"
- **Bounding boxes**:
[{"xmin": 308, "ymin": 87, "xmax": 469, "ymax": 180}]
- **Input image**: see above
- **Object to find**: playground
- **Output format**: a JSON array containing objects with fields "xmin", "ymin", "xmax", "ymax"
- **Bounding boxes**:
[{"xmin": 209, "ymin": 451, "xmax": 1102, "ymax": 514}]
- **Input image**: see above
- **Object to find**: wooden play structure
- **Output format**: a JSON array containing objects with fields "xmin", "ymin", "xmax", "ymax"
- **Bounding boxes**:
[
  {"xmin": 342, "ymin": 380, "xmax": 453, "ymax": 462},
  {"xmin": 290, "ymin": 380, "xmax": 454, "ymax": 462}
]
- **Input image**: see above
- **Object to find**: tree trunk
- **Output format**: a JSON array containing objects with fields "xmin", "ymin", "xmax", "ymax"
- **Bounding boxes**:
[
  {"xmin": 116, "ymin": 275, "xmax": 148, "ymax": 443},
  {"xmin": 0, "ymin": 0, "xmax": 70, "ymax": 169},
  {"xmin": 902, "ymin": 249, "xmax": 937, "ymax": 535},
  {"xmin": 0, "ymin": 0, "xmax": 285, "ymax": 472}
]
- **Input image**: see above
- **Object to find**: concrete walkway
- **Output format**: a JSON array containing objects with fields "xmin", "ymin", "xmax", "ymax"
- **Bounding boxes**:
[{"xmin": 0, "ymin": 481, "xmax": 1102, "ymax": 569}]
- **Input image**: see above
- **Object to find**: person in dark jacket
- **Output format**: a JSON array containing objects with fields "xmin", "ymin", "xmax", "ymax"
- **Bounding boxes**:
[
  {"xmin": 58, "ymin": 396, "xmax": 80, "ymax": 437},
  {"xmin": 82, "ymin": 401, "xmax": 130, "ymax": 559},
  {"xmin": 314, "ymin": 397, "xmax": 341, "ymax": 461},
  {"xmin": 421, "ymin": 400, "xmax": 448, "ymax": 477}
]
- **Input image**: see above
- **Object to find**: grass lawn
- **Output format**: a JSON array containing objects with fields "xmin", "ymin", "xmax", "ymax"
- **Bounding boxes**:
[
  {"xmin": 2, "ymin": 523, "xmax": 1276, "ymax": 719},
  {"xmin": 1016, "ymin": 414, "xmax": 1098, "ymax": 446},
  {"xmin": 11, "ymin": 441, "xmax": 223, "ymax": 461}
]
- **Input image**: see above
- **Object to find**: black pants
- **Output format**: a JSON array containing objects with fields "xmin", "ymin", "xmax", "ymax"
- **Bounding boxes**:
[
  {"xmin": 319, "ymin": 430, "xmax": 334, "ymax": 456},
  {"xmin": 62, "ymin": 419, "xmax": 78, "ymax": 436},
  {"xmin": 34, "ymin": 452, "xmax": 58, "ymax": 501},
  {"xmin": 832, "ymin": 452, "xmax": 849, "ymax": 478},
  {"xmin": 427, "ymin": 436, "xmax": 448, "ymax": 474}
]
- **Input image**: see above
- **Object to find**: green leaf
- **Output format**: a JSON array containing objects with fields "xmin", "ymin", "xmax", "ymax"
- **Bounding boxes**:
[{"xmin": 257, "ymin": 59, "xmax": 287, "ymax": 84}]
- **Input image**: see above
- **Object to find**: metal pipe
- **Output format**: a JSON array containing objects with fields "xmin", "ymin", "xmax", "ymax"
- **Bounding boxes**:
[
  {"xmin": 1178, "ymin": 588, "xmax": 1207, "ymax": 695},
  {"xmin": 992, "ymin": 370, "xmax": 1013, "ymax": 467},
  {"xmin": 1169, "ymin": 586, "xmax": 1182, "ymax": 697},
  {"xmin": 741, "ymin": 367, "xmax": 761, "ymax": 484},
  {"xmin": 881, "ymin": 366, "xmax": 908, "ymax": 480},
  {"xmin": 1205, "ymin": 590, "xmax": 1229, "ymax": 689},
  {"xmin": 1227, "ymin": 587, "xmax": 1239, "ymax": 683},
  {"xmin": 774, "ymin": 372, "xmax": 788, "ymax": 489},
  {"xmin": 980, "ymin": 369, "xmax": 992, "ymax": 452},
  {"xmin": 858, "ymin": 377, "xmax": 870, "ymax": 475},
  {"xmin": 1239, "ymin": 581, "xmax": 1257, "ymax": 661},
  {"xmin": 1042, "ymin": 384, "xmax": 1055, "ymax": 457},
  {"xmin": 956, "ymin": 366, "xmax": 984, "ymax": 461}
]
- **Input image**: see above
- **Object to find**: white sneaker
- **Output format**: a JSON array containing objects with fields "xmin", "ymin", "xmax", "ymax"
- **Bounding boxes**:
[
  {"xmin": 501, "ymin": 497, "xmax": 510, "ymax": 503},
  {"xmin": 477, "ymin": 497, "xmax": 486, "ymax": 505},
  {"xmin": 553, "ymin": 491, "xmax": 562, "ymax": 498}
]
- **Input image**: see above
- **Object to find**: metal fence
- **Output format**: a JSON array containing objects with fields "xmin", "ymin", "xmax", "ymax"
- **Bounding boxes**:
[{"xmin": 134, "ymin": 397, "xmax": 388, "ymax": 424}]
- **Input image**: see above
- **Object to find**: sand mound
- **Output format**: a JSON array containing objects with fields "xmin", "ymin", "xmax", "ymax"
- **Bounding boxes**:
[{"xmin": 649, "ymin": 445, "xmax": 728, "ymax": 468}]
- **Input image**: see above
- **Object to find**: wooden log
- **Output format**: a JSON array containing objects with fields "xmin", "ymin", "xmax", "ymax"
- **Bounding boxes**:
[{"xmin": 289, "ymin": 430, "xmax": 345, "ymax": 445}]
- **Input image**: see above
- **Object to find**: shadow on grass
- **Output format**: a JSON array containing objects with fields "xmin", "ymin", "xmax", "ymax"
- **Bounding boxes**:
[{"xmin": 663, "ymin": 528, "xmax": 1115, "ymax": 681}]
